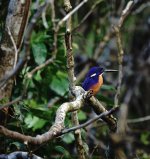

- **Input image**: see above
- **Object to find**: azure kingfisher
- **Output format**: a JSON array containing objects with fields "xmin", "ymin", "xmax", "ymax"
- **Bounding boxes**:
[{"xmin": 82, "ymin": 66, "xmax": 117, "ymax": 95}]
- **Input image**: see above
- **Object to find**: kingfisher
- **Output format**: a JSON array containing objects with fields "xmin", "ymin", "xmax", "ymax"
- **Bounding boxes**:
[{"xmin": 82, "ymin": 66, "xmax": 117, "ymax": 95}]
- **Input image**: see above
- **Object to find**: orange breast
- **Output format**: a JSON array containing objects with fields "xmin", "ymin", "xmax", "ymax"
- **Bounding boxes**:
[{"xmin": 90, "ymin": 75, "xmax": 103, "ymax": 95}]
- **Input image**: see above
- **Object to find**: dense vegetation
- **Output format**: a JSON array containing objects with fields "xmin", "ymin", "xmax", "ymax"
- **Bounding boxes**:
[{"xmin": 0, "ymin": 0, "xmax": 150, "ymax": 158}]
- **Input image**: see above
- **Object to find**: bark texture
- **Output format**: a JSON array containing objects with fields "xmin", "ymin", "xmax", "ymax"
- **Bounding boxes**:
[{"xmin": 0, "ymin": 0, "xmax": 31, "ymax": 99}]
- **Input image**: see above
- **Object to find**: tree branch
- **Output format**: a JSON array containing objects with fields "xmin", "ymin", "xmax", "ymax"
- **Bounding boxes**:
[
  {"xmin": 88, "ymin": 96, "xmax": 117, "ymax": 132},
  {"xmin": 0, "ymin": 96, "xmax": 22, "ymax": 110},
  {"xmin": 7, "ymin": 26, "xmax": 18, "ymax": 69},
  {"xmin": 64, "ymin": 1, "xmax": 86, "ymax": 158},
  {"xmin": 57, "ymin": 0, "xmax": 88, "ymax": 30},
  {"xmin": 128, "ymin": 115, "xmax": 150, "ymax": 124},
  {"xmin": 73, "ymin": 0, "xmax": 104, "ymax": 31},
  {"xmin": 114, "ymin": 1, "xmax": 134, "ymax": 107},
  {"xmin": 0, "ymin": 86, "xmax": 117, "ymax": 144},
  {"xmin": 0, "ymin": 151, "xmax": 43, "ymax": 159},
  {"xmin": 62, "ymin": 106, "xmax": 118, "ymax": 134},
  {"xmin": 0, "ymin": 86, "xmax": 85, "ymax": 144}
]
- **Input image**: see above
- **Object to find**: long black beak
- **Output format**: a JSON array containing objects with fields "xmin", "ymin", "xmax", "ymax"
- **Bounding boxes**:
[{"xmin": 104, "ymin": 69, "xmax": 118, "ymax": 72}]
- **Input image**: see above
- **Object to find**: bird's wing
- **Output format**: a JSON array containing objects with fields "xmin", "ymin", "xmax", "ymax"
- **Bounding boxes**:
[{"xmin": 82, "ymin": 77, "xmax": 95, "ymax": 91}]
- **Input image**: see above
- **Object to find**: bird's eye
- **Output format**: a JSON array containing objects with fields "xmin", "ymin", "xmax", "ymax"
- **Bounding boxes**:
[{"xmin": 90, "ymin": 73, "xmax": 96, "ymax": 77}]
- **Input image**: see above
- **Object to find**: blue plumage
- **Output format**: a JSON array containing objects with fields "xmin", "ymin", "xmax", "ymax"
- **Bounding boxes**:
[{"xmin": 82, "ymin": 66, "xmax": 104, "ymax": 91}]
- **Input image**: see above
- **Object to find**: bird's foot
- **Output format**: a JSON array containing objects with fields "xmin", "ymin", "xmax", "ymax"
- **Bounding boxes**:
[{"xmin": 86, "ymin": 89, "xmax": 94, "ymax": 99}]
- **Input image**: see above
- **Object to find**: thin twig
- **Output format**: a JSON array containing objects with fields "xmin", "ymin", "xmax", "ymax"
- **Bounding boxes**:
[
  {"xmin": 132, "ymin": 2, "xmax": 150, "ymax": 15},
  {"xmin": 27, "ymin": 56, "xmax": 55, "ymax": 78},
  {"xmin": 128, "ymin": 115, "xmax": 150, "ymax": 124},
  {"xmin": 48, "ymin": 97, "xmax": 60, "ymax": 108},
  {"xmin": 117, "ymin": 104, "xmax": 128, "ymax": 134},
  {"xmin": 51, "ymin": 0, "xmax": 56, "ymax": 29},
  {"xmin": 57, "ymin": 0, "xmax": 88, "ymax": 30},
  {"xmin": 72, "ymin": 111, "xmax": 86, "ymax": 159},
  {"xmin": 114, "ymin": 0, "xmax": 134, "ymax": 107},
  {"xmin": 111, "ymin": 2, "xmax": 134, "ymax": 158},
  {"xmin": 0, "ymin": 96, "xmax": 22, "ymax": 110},
  {"xmin": 117, "ymin": 0, "xmax": 126, "ymax": 15},
  {"xmin": 118, "ymin": 1, "xmax": 134, "ymax": 28},
  {"xmin": 88, "ymin": 96, "xmax": 117, "ymax": 132},
  {"xmin": 73, "ymin": 0, "xmax": 104, "ymax": 31},
  {"xmin": 93, "ymin": 30, "xmax": 114, "ymax": 60},
  {"xmin": 7, "ymin": 27, "xmax": 18, "ymax": 69},
  {"xmin": 114, "ymin": 27, "xmax": 123, "ymax": 107},
  {"xmin": 62, "ymin": 106, "xmax": 118, "ymax": 134},
  {"xmin": 42, "ymin": 9, "xmax": 49, "ymax": 29},
  {"xmin": 0, "ymin": 78, "xmax": 29, "ymax": 110}
]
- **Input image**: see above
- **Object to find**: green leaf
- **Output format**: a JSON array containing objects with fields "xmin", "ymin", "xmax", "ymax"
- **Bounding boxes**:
[
  {"xmin": 55, "ymin": 146, "xmax": 66, "ymax": 154},
  {"xmin": 141, "ymin": 133, "xmax": 150, "ymax": 145},
  {"xmin": 24, "ymin": 99, "xmax": 39, "ymax": 109},
  {"xmin": 55, "ymin": 146, "xmax": 69, "ymax": 156},
  {"xmin": 31, "ymin": 31, "xmax": 50, "ymax": 43},
  {"xmin": 101, "ymin": 84, "xmax": 116, "ymax": 91},
  {"xmin": 72, "ymin": 42, "xmax": 79, "ymax": 50},
  {"xmin": 13, "ymin": 104, "xmax": 24, "ymax": 122},
  {"xmin": 33, "ymin": 70, "xmax": 42, "ymax": 81},
  {"xmin": 50, "ymin": 71, "xmax": 69, "ymax": 96},
  {"xmin": 97, "ymin": 94, "xmax": 114, "ymax": 107},
  {"xmin": 0, "ymin": 97, "xmax": 9, "ymax": 105},
  {"xmin": 32, "ymin": 43, "xmax": 47, "ymax": 65},
  {"xmin": 62, "ymin": 133, "xmax": 75, "ymax": 144},
  {"xmin": 24, "ymin": 114, "xmax": 47, "ymax": 131},
  {"xmin": 85, "ymin": 31, "xmax": 95, "ymax": 57},
  {"xmin": 78, "ymin": 110, "xmax": 87, "ymax": 121}
]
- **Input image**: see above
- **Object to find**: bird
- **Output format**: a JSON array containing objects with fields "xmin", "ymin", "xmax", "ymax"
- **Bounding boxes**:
[{"xmin": 82, "ymin": 66, "xmax": 117, "ymax": 95}]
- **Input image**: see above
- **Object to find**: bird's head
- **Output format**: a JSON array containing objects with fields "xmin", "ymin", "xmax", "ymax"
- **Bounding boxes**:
[{"xmin": 86, "ymin": 66, "xmax": 104, "ymax": 78}]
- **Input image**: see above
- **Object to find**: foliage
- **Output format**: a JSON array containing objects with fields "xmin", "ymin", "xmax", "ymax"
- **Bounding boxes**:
[{"xmin": 0, "ymin": 0, "xmax": 150, "ymax": 158}]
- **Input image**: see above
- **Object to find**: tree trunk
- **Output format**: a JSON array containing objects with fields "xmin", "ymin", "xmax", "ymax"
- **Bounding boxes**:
[
  {"xmin": 0, "ymin": 0, "xmax": 31, "ymax": 99},
  {"xmin": 0, "ymin": 0, "xmax": 31, "ymax": 127}
]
